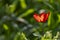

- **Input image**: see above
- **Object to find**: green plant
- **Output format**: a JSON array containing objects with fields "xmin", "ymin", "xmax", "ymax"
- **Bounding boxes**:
[{"xmin": 0, "ymin": 0, "xmax": 60, "ymax": 40}]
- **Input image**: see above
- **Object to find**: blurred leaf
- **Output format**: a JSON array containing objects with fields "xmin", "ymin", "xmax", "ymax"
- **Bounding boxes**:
[
  {"xmin": 19, "ymin": 9, "xmax": 34, "ymax": 17},
  {"xmin": 9, "ymin": 1, "xmax": 17, "ymax": 13},
  {"xmin": 49, "ymin": 0, "xmax": 54, "ymax": 3},
  {"xmin": 14, "ymin": 32, "xmax": 27, "ymax": 40},
  {"xmin": 48, "ymin": 11, "xmax": 55, "ymax": 29},
  {"xmin": 41, "ymin": 31, "xmax": 52, "ymax": 40},
  {"xmin": 53, "ymin": 32, "xmax": 59, "ymax": 39},
  {"xmin": 19, "ymin": 0, "xmax": 27, "ymax": 9},
  {"xmin": 3, "ymin": 24, "xmax": 8, "ymax": 30},
  {"xmin": 20, "ymin": 32, "xmax": 27, "ymax": 40},
  {"xmin": 48, "ymin": 11, "xmax": 59, "ymax": 29},
  {"xmin": 0, "ymin": 35, "xmax": 5, "ymax": 40},
  {"xmin": 0, "ymin": 2, "xmax": 3, "ymax": 8},
  {"xmin": 57, "ymin": 14, "xmax": 60, "ymax": 23},
  {"xmin": 43, "ymin": 2, "xmax": 54, "ymax": 10}
]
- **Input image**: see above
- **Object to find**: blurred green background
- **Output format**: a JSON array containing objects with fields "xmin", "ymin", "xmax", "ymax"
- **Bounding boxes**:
[{"xmin": 0, "ymin": 0, "xmax": 60, "ymax": 40}]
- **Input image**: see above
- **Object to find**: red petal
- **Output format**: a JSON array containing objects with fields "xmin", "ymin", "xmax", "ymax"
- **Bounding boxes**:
[
  {"xmin": 44, "ymin": 12, "xmax": 50, "ymax": 21},
  {"xmin": 39, "ymin": 12, "xmax": 50, "ymax": 22},
  {"xmin": 33, "ymin": 13, "xmax": 41, "ymax": 22},
  {"xmin": 44, "ymin": 14, "xmax": 48, "ymax": 21},
  {"xmin": 39, "ymin": 13, "xmax": 46, "ymax": 22}
]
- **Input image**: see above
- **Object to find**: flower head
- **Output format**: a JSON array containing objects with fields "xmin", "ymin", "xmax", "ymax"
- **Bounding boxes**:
[{"xmin": 33, "ymin": 12, "xmax": 50, "ymax": 22}]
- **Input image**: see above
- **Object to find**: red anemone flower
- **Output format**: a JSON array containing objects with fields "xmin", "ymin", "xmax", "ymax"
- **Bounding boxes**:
[{"xmin": 33, "ymin": 12, "xmax": 50, "ymax": 22}]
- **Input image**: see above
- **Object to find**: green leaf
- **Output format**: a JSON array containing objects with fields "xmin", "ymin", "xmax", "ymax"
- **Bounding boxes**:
[
  {"xmin": 14, "ymin": 32, "xmax": 27, "ymax": 40},
  {"xmin": 20, "ymin": 32, "xmax": 27, "ymax": 40},
  {"xmin": 3, "ymin": 24, "xmax": 9, "ymax": 30},
  {"xmin": 57, "ymin": 14, "xmax": 60, "ymax": 23},
  {"xmin": 48, "ymin": 11, "xmax": 52, "ymax": 26},
  {"xmin": 9, "ymin": 1, "xmax": 17, "ymax": 13},
  {"xmin": 19, "ymin": 9, "xmax": 34, "ymax": 17},
  {"xmin": 48, "ymin": 11, "xmax": 59, "ymax": 29},
  {"xmin": 19, "ymin": 0, "xmax": 27, "ymax": 9},
  {"xmin": 49, "ymin": 0, "xmax": 54, "ymax": 3},
  {"xmin": 48, "ymin": 11, "xmax": 55, "ymax": 29}
]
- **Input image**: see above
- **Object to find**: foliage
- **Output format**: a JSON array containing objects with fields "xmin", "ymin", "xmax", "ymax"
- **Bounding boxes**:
[{"xmin": 0, "ymin": 0, "xmax": 60, "ymax": 40}]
